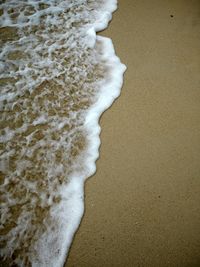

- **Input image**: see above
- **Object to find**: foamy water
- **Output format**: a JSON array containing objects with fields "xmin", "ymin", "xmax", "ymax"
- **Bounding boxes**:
[{"xmin": 0, "ymin": 0, "xmax": 126, "ymax": 266}]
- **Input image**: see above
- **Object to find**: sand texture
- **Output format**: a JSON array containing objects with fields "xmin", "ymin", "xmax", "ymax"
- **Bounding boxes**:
[{"xmin": 66, "ymin": 0, "xmax": 200, "ymax": 266}]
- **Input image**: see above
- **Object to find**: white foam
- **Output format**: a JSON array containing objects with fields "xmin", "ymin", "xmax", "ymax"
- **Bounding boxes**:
[
  {"xmin": 0, "ymin": 0, "xmax": 126, "ymax": 266},
  {"xmin": 33, "ymin": 11, "xmax": 126, "ymax": 267}
]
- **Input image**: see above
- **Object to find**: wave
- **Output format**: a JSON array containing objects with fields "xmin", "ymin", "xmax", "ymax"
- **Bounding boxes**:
[{"xmin": 0, "ymin": 0, "xmax": 126, "ymax": 266}]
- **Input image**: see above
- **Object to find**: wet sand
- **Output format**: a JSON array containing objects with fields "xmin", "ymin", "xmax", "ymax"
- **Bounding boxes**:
[{"xmin": 66, "ymin": 0, "xmax": 200, "ymax": 266}]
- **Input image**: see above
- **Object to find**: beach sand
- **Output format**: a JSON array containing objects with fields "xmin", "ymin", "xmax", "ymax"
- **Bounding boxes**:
[{"xmin": 66, "ymin": 0, "xmax": 200, "ymax": 266}]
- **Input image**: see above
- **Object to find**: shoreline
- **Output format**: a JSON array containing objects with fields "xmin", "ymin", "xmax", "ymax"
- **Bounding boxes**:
[{"xmin": 66, "ymin": 0, "xmax": 200, "ymax": 266}]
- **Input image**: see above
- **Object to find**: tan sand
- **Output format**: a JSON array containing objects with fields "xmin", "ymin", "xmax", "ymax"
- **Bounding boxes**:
[{"xmin": 66, "ymin": 0, "xmax": 200, "ymax": 266}]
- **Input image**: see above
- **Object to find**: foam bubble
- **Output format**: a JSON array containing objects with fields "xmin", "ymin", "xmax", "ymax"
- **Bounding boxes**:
[{"xmin": 0, "ymin": 0, "xmax": 126, "ymax": 266}]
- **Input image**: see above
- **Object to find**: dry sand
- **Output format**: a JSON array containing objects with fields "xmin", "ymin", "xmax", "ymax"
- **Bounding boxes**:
[{"xmin": 66, "ymin": 0, "xmax": 200, "ymax": 266}]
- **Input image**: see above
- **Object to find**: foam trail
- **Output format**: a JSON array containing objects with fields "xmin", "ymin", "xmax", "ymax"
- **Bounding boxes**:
[
  {"xmin": 33, "ymin": 25, "xmax": 126, "ymax": 267},
  {"xmin": 0, "ymin": 0, "xmax": 126, "ymax": 266}
]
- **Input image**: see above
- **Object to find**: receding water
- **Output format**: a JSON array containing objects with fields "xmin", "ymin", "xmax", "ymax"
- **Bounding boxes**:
[{"xmin": 0, "ymin": 1, "xmax": 126, "ymax": 266}]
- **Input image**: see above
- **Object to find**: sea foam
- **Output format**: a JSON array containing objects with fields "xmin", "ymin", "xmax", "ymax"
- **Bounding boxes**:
[{"xmin": 0, "ymin": 0, "xmax": 126, "ymax": 266}]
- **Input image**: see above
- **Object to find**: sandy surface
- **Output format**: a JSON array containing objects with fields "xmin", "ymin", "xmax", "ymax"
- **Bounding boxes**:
[{"xmin": 66, "ymin": 0, "xmax": 200, "ymax": 266}]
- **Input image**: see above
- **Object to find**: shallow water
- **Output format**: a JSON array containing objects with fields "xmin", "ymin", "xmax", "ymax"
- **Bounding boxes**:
[{"xmin": 0, "ymin": 1, "xmax": 125, "ymax": 266}]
